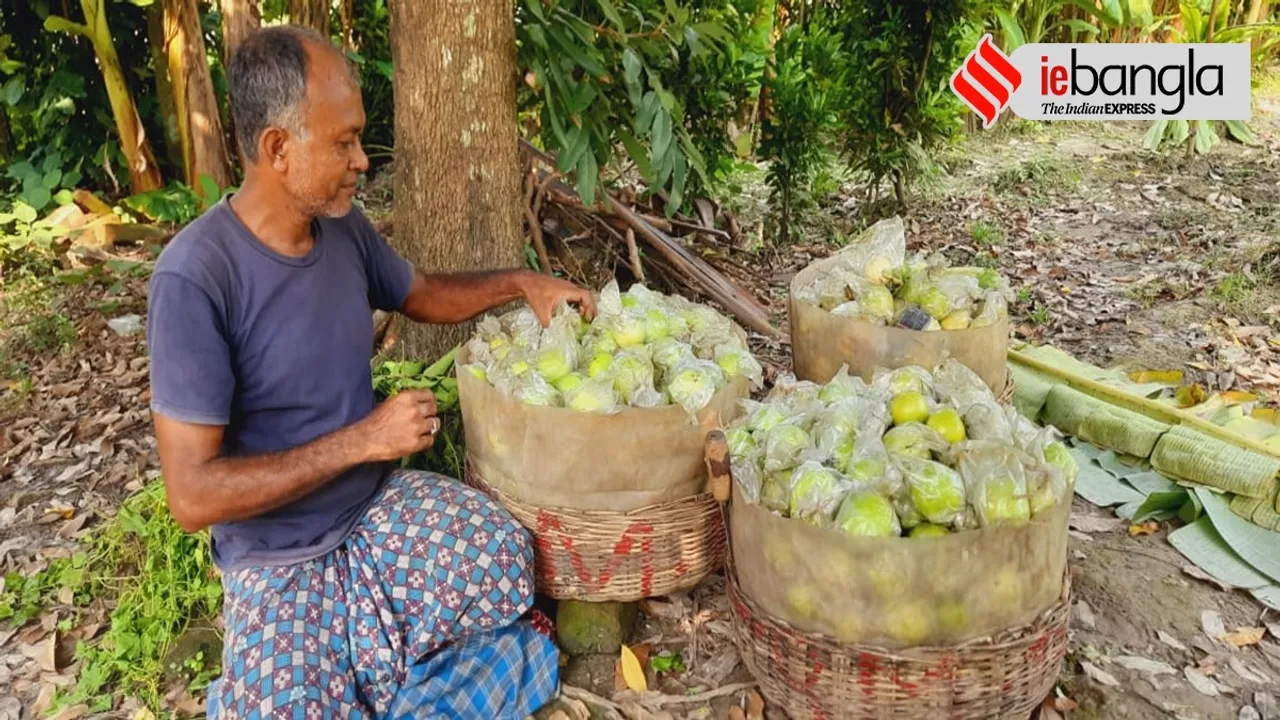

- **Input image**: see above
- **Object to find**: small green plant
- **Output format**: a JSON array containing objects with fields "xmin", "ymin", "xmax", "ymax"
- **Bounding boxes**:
[
  {"xmin": 971, "ymin": 251, "xmax": 1000, "ymax": 269},
  {"xmin": 1028, "ymin": 305, "xmax": 1050, "ymax": 325},
  {"xmin": 3, "ymin": 150, "xmax": 82, "ymax": 212},
  {"xmin": 992, "ymin": 157, "xmax": 1079, "ymax": 197},
  {"xmin": 1015, "ymin": 286, "xmax": 1033, "ymax": 304},
  {"xmin": 968, "ymin": 219, "xmax": 1005, "ymax": 247},
  {"xmin": 124, "ymin": 175, "xmax": 233, "ymax": 225},
  {"xmin": 1214, "ymin": 272, "xmax": 1254, "ymax": 303}
]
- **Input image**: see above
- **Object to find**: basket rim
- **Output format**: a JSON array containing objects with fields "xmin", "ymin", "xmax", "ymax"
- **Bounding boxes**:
[
  {"xmin": 465, "ymin": 464, "xmax": 722, "ymax": 520},
  {"xmin": 727, "ymin": 565, "xmax": 1071, "ymax": 658}
]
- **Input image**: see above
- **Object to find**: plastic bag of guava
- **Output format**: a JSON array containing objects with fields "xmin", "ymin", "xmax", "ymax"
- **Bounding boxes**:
[
  {"xmin": 665, "ymin": 357, "xmax": 726, "ymax": 415},
  {"xmin": 563, "ymin": 377, "xmax": 622, "ymax": 413},
  {"xmin": 834, "ymin": 487, "xmax": 902, "ymax": 537},
  {"xmin": 961, "ymin": 399, "xmax": 1015, "ymax": 444},
  {"xmin": 762, "ymin": 422, "xmax": 814, "ymax": 474},
  {"xmin": 824, "ymin": 216, "xmax": 907, "ymax": 286},
  {"xmin": 513, "ymin": 372, "xmax": 562, "ymax": 407},
  {"xmin": 872, "ymin": 365, "xmax": 935, "ymax": 397},
  {"xmin": 740, "ymin": 399, "xmax": 790, "ymax": 434},
  {"xmin": 760, "ymin": 471, "xmax": 793, "ymax": 515},
  {"xmin": 932, "ymin": 359, "xmax": 994, "ymax": 414},
  {"xmin": 765, "ymin": 373, "xmax": 824, "ymax": 406},
  {"xmin": 812, "ymin": 399, "xmax": 861, "ymax": 458},
  {"xmin": 971, "ymin": 291, "xmax": 1007, "ymax": 328},
  {"xmin": 892, "ymin": 454, "xmax": 967, "ymax": 526},
  {"xmin": 883, "ymin": 422, "xmax": 949, "ymax": 460},
  {"xmin": 531, "ymin": 328, "xmax": 579, "ymax": 383},
  {"xmin": 732, "ymin": 450, "xmax": 764, "ymax": 504},
  {"xmin": 817, "ymin": 365, "xmax": 868, "ymax": 404},
  {"xmin": 955, "ymin": 440, "xmax": 1031, "ymax": 527},
  {"xmin": 713, "ymin": 343, "xmax": 764, "ymax": 389},
  {"xmin": 609, "ymin": 346, "xmax": 657, "ymax": 404},
  {"xmin": 650, "ymin": 336, "xmax": 695, "ymax": 374},
  {"xmin": 787, "ymin": 461, "xmax": 851, "ymax": 527}
]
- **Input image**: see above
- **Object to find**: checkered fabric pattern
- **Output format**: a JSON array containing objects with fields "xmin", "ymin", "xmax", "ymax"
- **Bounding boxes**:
[{"xmin": 207, "ymin": 469, "xmax": 560, "ymax": 719}]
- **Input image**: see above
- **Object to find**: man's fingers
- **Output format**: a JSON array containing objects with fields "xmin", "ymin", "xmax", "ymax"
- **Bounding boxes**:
[{"xmin": 575, "ymin": 288, "xmax": 598, "ymax": 320}]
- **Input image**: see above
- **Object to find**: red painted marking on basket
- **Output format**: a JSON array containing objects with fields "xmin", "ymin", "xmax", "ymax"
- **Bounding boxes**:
[
  {"xmin": 856, "ymin": 652, "xmax": 883, "ymax": 696},
  {"xmin": 532, "ymin": 510, "xmax": 659, "ymax": 592},
  {"xmin": 804, "ymin": 647, "xmax": 823, "ymax": 689}
]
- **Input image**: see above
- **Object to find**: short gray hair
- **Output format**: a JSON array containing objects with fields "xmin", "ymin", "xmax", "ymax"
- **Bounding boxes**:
[{"xmin": 227, "ymin": 26, "xmax": 358, "ymax": 162}]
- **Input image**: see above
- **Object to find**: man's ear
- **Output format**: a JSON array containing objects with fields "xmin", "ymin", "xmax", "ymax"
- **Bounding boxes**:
[{"xmin": 260, "ymin": 127, "xmax": 290, "ymax": 172}]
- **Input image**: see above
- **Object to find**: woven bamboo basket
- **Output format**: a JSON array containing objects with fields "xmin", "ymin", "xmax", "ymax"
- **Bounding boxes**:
[
  {"xmin": 465, "ymin": 466, "xmax": 727, "ymax": 602},
  {"xmin": 727, "ymin": 568, "xmax": 1070, "ymax": 719}
]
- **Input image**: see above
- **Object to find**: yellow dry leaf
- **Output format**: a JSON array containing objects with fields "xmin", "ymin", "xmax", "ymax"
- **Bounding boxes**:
[
  {"xmin": 1221, "ymin": 627, "xmax": 1266, "ymax": 648},
  {"xmin": 133, "ymin": 709, "xmax": 157, "ymax": 720},
  {"xmin": 1176, "ymin": 384, "xmax": 1208, "ymax": 408},
  {"xmin": 1130, "ymin": 370, "xmax": 1184, "ymax": 384},
  {"xmin": 1129, "ymin": 521, "xmax": 1159, "ymax": 537},
  {"xmin": 1222, "ymin": 391, "xmax": 1259, "ymax": 404},
  {"xmin": 619, "ymin": 645, "xmax": 647, "ymax": 693},
  {"xmin": 1251, "ymin": 407, "xmax": 1280, "ymax": 422}
]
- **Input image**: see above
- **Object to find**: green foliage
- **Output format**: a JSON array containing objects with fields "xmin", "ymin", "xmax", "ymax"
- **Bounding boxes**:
[
  {"xmin": 968, "ymin": 219, "xmax": 1005, "ymax": 247},
  {"xmin": 373, "ymin": 347, "xmax": 465, "ymax": 478},
  {"xmin": 4, "ymin": 151, "xmax": 82, "ymax": 213},
  {"xmin": 835, "ymin": 0, "xmax": 982, "ymax": 204},
  {"xmin": 124, "ymin": 176, "xmax": 234, "ymax": 226},
  {"xmin": 759, "ymin": 23, "xmax": 841, "ymax": 243},
  {"xmin": 517, "ymin": 0, "xmax": 752, "ymax": 213},
  {"xmin": 0, "ymin": 483, "xmax": 221, "ymax": 714}
]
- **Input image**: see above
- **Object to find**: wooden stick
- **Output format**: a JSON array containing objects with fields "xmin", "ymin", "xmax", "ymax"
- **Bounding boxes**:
[
  {"xmin": 560, "ymin": 685, "xmax": 625, "ymax": 719},
  {"xmin": 642, "ymin": 682, "xmax": 757, "ymax": 707},
  {"xmin": 625, "ymin": 228, "xmax": 645, "ymax": 282},
  {"xmin": 524, "ymin": 170, "xmax": 552, "ymax": 275},
  {"xmin": 704, "ymin": 429, "xmax": 732, "ymax": 503}
]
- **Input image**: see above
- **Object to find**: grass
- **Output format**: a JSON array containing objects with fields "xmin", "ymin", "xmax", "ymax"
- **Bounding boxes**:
[
  {"xmin": 0, "ymin": 483, "xmax": 222, "ymax": 715},
  {"xmin": 992, "ymin": 157, "xmax": 1082, "ymax": 199},
  {"xmin": 1028, "ymin": 306, "xmax": 1051, "ymax": 326},
  {"xmin": 968, "ymin": 219, "xmax": 1005, "ymax": 247}
]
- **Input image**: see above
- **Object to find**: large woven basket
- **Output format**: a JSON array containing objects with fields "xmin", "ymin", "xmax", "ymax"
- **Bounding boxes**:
[
  {"xmin": 465, "ymin": 466, "xmax": 727, "ymax": 602},
  {"xmin": 727, "ymin": 569, "xmax": 1070, "ymax": 720}
]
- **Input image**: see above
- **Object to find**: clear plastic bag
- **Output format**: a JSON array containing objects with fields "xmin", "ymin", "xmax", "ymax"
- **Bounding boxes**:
[
  {"xmin": 733, "ymin": 451, "xmax": 764, "ymax": 504},
  {"xmin": 812, "ymin": 400, "xmax": 861, "ymax": 457},
  {"xmin": 665, "ymin": 357, "xmax": 727, "ymax": 415},
  {"xmin": 932, "ymin": 358, "xmax": 995, "ymax": 414},
  {"xmin": 651, "ymin": 336, "xmax": 695, "ymax": 373},
  {"xmin": 609, "ymin": 347, "xmax": 656, "ymax": 404},
  {"xmin": 563, "ymin": 377, "xmax": 622, "ymax": 413},
  {"xmin": 883, "ymin": 422, "xmax": 949, "ymax": 460},
  {"xmin": 955, "ymin": 441, "xmax": 1031, "ymax": 527},
  {"xmin": 532, "ymin": 332, "xmax": 579, "ymax": 383},
  {"xmin": 845, "ymin": 428, "xmax": 903, "ymax": 497},
  {"xmin": 726, "ymin": 426, "xmax": 758, "ymax": 457},
  {"xmin": 872, "ymin": 365, "xmax": 935, "ymax": 397},
  {"xmin": 713, "ymin": 343, "xmax": 765, "ymax": 389},
  {"xmin": 597, "ymin": 279, "xmax": 625, "ymax": 317},
  {"xmin": 766, "ymin": 373, "xmax": 825, "ymax": 406},
  {"xmin": 763, "ymin": 422, "xmax": 814, "ymax": 474},
  {"xmin": 741, "ymin": 399, "xmax": 790, "ymax": 434},
  {"xmin": 934, "ymin": 274, "xmax": 982, "ymax": 312},
  {"xmin": 514, "ymin": 372, "xmax": 562, "ymax": 407},
  {"xmin": 962, "ymin": 400, "xmax": 1015, "ymax": 444},
  {"xmin": 818, "ymin": 365, "xmax": 868, "ymax": 404},
  {"xmin": 893, "ymin": 454, "xmax": 967, "ymax": 527},
  {"xmin": 787, "ymin": 461, "xmax": 851, "ymax": 527},
  {"xmin": 760, "ymin": 471, "xmax": 793, "ymax": 515},
  {"xmin": 835, "ymin": 488, "xmax": 902, "ymax": 537},
  {"xmin": 971, "ymin": 292, "xmax": 1007, "ymax": 328}
]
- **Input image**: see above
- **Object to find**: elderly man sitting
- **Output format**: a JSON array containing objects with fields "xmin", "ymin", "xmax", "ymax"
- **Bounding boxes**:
[{"xmin": 146, "ymin": 26, "xmax": 593, "ymax": 719}]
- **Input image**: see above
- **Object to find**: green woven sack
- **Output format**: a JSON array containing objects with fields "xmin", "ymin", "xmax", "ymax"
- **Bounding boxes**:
[
  {"xmin": 1151, "ymin": 425, "xmax": 1280, "ymax": 500},
  {"xmin": 1042, "ymin": 385, "xmax": 1169, "ymax": 458}
]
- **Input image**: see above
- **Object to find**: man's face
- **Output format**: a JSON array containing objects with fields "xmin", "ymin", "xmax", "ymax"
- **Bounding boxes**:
[{"xmin": 282, "ymin": 46, "xmax": 369, "ymax": 219}]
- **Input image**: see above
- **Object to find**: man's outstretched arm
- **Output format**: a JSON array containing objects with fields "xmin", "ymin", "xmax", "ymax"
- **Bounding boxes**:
[
  {"xmin": 399, "ymin": 268, "xmax": 597, "ymax": 327},
  {"xmin": 155, "ymin": 390, "xmax": 439, "ymax": 532}
]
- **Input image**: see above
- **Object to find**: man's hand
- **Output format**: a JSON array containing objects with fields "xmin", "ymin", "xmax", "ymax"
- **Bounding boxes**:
[
  {"xmin": 358, "ymin": 389, "xmax": 440, "ymax": 462},
  {"xmin": 517, "ymin": 271, "xmax": 598, "ymax": 327}
]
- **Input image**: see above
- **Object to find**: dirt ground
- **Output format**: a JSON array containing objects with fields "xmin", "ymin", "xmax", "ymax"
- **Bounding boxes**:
[{"xmin": 4, "ymin": 79, "xmax": 1280, "ymax": 719}]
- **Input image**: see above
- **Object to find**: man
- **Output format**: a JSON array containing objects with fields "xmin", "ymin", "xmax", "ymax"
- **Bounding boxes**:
[{"xmin": 146, "ymin": 26, "xmax": 594, "ymax": 719}]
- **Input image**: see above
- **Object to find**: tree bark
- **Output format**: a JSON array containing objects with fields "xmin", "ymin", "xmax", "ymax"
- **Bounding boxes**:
[
  {"xmin": 164, "ymin": 0, "xmax": 236, "ymax": 191},
  {"xmin": 221, "ymin": 0, "xmax": 261, "ymax": 62},
  {"xmin": 147, "ymin": 4, "xmax": 184, "ymax": 173},
  {"xmin": 288, "ymin": 0, "xmax": 330, "ymax": 35},
  {"xmin": 46, "ymin": 0, "xmax": 163, "ymax": 193},
  {"xmin": 388, "ymin": 0, "xmax": 525, "ymax": 360},
  {"xmin": 339, "ymin": 0, "xmax": 355, "ymax": 49},
  {"xmin": 0, "ymin": 107, "xmax": 12, "ymax": 165}
]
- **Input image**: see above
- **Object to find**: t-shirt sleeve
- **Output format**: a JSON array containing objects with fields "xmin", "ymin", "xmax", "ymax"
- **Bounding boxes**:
[
  {"xmin": 147, "ymin": 272, "xmax": 236, "ymax": 425},
  {"xmin": 355, "ymin": 214, "xmax": 415, "ymax": 312}
]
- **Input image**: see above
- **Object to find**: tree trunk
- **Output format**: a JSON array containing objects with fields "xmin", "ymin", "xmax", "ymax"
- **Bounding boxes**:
[
  {"xmin": 164, "ymin": 0, "xmax": 236, "ymax": 192},
  {"xmin": 147, "ymin": 4, "xmax": 184, "ymax": 172},
  {"xmin": 339, "ymin": 0, "xmax": 354, "ymax": 49},
  {"xmin": 0, "ymin": 107, "xmax": 12, "ymax": 164},
  {"xmin": 221, "ymin": 0, "xmax": 261, "ymax": 62},
  {"xmin": 46, "ymin": 0, "xmax": 163, "ymax": 193},
  {"xmin": 288, "ymin": 0, "xmax": 329, "ymax": 35},
  {"xmin": 388, "ymin": 0, "xmax": 525, "ymax": 360}
]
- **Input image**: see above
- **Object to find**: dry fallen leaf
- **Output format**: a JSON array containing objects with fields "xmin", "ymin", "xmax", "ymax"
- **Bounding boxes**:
[
  {"xmin": 132, "ymin": 709, "xmax": 157, "ymax": 720},
  {"xmin": 1070, "ymin": 516, "xmax": 1124, "ymax": 534},
  {"xmin": 21, "ymin": 634, "xmax": 58, "ymax": 673},
  {"xmin": 620, "ymin": 645, "xmax": 647, "ymax": 693},
  {"xmin": 747, "ymin": 689, "xmax": 765, "ymax": 720},
  {"xmin": 727, "ymin": 709, "xmax": 746, "ymax": 720},
  {"xmin": 1186, "ymin": 666, "xmax": 1221, "ymax": 697},
  {"xmin": 1081, "ymin": 661, "xmax": 1120, "ymax": 687},
  {"xmin": 1176, "ymin": 384, "xmax": 1209, "ymax": 407},
  {"xmin": 1185, "ymin": 564, "xmax": 1235, "ymax": 592},
  {"xmin": 1129, "ymin": 521, "xmax": 1160, "ymax": 536},
  {"xmin": 32, "ymin": 682, "xmax": 56, "ymax": 715},
  {"xmin": 1223, "ymin": 627, "xmax": 1268, "ymax": 649},
  {"xmin": 1052, "ymin": 694, "xmax": 1079, "ymax": 712},
  {"xmin": 1116, "ymin": 655, "xmax": 1178, "ymax": 676},
  {"xmin": 1131, "ymin": 370, "xmax": 1184, "ymax": 384},
  {"xmin": 1203, "ymin": 610, "xmax": 1228, "ymax": 642},
  {"xmin": 1229, "ymin": 656, "xmax": 1271, "ymax": 684},
  {"xmin": 1266, "ymin": 623, "xmax": 1280, "ymax": 641},
  {"xmin": 1158, "ymin": 630, "xmax": 1189, "ymax": 651},
  {"xmin": 1073, "ymin": 600, "xmax": 1097, "ymax": 630},
  {"xmin": 49, "ymin": 705, "xmax": 88, "ymax": 720}
]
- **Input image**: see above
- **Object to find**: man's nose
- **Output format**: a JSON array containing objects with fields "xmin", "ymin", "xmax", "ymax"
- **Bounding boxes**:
[{"xmin": 353, "ymin": 140, "xmax": 370, "ymax": 174}]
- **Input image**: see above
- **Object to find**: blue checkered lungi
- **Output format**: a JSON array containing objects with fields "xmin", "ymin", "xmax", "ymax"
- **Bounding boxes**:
[{"xmin": 207, "ymin": 469, "xmax": 560, "ymax": 719}]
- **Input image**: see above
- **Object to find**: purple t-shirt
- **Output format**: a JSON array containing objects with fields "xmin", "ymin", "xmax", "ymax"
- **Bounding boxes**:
[{"xmin": 146, "ymin": 197, "xmax": 415, "ymax": 572}]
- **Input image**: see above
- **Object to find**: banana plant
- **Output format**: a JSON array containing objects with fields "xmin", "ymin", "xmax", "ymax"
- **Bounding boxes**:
[
  {"xmin": 995, "ymin": 0, "xmax": 1163, "ymax": 52},
  {"xmin": 1143, "ymin": 0, "xmax": 1280, "ymax": 153}
]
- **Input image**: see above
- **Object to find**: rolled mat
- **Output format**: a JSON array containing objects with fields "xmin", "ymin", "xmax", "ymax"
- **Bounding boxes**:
[{"xmin": 1151, "ymin": 425, "xmax": 1280, "ymax": 500}]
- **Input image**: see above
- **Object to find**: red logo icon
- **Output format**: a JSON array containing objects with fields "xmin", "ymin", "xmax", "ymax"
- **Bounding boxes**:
[{"xmin": 951, "ymin": 34, "xmax": 1022, "ymax": 128}]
